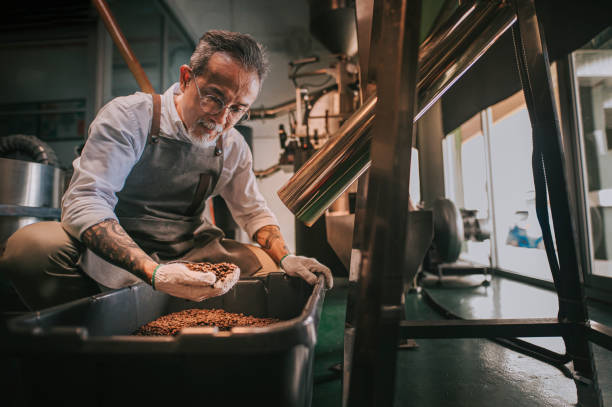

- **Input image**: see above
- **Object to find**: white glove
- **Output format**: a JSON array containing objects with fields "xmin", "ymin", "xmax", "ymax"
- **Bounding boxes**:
[
  {"xmin": 280, "ymin": 255, "xmax": 333, "ymax": 289},
  {"xmin": 152, "ymin": 263, "xmax": 240, "ymax": 302}
]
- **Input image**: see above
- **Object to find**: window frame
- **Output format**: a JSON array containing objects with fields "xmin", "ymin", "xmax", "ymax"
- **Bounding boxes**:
[
  {"xmin": 559, "ymin": 52, "xmax": 612, "ymax": 301},
  {"xmin": 442, "ymin": 53, "xmax": 612, "ymax": 302}
]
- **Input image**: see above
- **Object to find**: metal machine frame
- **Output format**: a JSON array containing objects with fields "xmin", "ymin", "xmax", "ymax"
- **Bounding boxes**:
[{"xmin": 342, "ymin": 0, "xmax": 612, "ymax": 406}]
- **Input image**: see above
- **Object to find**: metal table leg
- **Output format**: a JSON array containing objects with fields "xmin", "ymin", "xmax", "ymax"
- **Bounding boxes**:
[{"xmin": 346, "ymin": 0, "xmax": 422, "ymax": 405}]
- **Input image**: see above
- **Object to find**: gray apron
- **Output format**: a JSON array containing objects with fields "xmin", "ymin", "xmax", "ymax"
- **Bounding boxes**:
[{"xmin": 81, "ymin": 94, "xmax": 261, "ymax": 289}]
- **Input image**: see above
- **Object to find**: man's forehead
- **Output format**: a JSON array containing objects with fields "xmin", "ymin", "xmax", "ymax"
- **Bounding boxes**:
[
  {"xmin": 200, "ymin": 53, "xmax": 260, "ymax": 101},
  {"xmin": 202, "ymin": 53, "xmax": 256, "ymax": 83},
  {"xmin": 208, "ymin": 52, "xmax": 240, "ymax": 69}
]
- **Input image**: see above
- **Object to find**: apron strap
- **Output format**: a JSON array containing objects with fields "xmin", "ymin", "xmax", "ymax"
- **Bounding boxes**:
[
  {"xmin": 148, "ymin": 94, "xmax": 162, "ymax": 144},
  {"xmin": 214, "ymin": 133, "xmax": 223, "ymax": 156},
  {"xmin": 185, "ymin": 174, "xmax": 211, "ymax": 216}
]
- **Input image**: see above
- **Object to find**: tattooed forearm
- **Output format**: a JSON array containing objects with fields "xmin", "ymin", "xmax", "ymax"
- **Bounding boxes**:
[
  {"xmin": 253, "ymin": 225, "xmax": 289, "ymax": 264},
  {"xmin": 81, "ymin": 219, "xmax": 157, "ymax": 282},
  {"xmin": 255, "ymin": 225, "xmax": 282, "ymax": 250}
]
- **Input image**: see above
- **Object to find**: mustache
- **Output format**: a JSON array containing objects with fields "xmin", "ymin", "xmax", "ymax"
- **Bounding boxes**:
[{"xmin": 195, "ymin": 118, "xmax": 224, "ymax": 133}]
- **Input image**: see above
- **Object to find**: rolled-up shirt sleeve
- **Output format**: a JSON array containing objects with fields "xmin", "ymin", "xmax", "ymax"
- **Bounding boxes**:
[
  {"xmin": 218, "ymin": 135, "xmax": 279, "ymax": 239},
  {"xmin": 61, "ymin": 95, "xmax": 150, "ymax": 240}
]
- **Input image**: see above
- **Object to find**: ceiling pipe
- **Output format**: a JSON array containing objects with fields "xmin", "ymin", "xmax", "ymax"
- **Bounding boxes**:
[{"xmin": 92, "ymin": 0, "xmax": 155, "ymax": 94}]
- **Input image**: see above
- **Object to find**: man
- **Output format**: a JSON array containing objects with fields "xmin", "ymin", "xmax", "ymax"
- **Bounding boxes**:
[{"xmin": 0, "ymin": 30, "xmax": 332, "ymax": 310}]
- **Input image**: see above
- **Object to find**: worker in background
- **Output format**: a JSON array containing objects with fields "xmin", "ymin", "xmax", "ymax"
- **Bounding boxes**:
[{"xmin": 0, "ymin": 30, "xmax": 333, "ymax": 310}]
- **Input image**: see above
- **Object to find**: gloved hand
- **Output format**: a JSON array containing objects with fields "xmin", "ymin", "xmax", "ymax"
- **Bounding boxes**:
[
  {"xmin": 152, "ymin": 262, "xmax": 240, "ymax": 302},
  {"xmin": 280, "ymin": 255, "xmax": 333, "ymax": 289}
]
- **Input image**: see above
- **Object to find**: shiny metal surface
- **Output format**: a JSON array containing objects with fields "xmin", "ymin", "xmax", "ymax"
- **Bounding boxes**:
[
  {"xmin": 278, "ymin": 94, "xmax": 376, "ymax": 226},
  {"xmin": 279, "ymin": 1, "xmax": 516, "ymax": 226},
  {"xmin": 416, "ymin": 0, "xmax": 516, "ymax": 121},
  {"xmin": 426, "ymin": 0, "xmax": 458, "ymax": 39},
  {"xmin": 342, "ymin": 4, "xmax": 381, "ymax": 398},
  {"xmin": 0, "ymin": 158, "xmax": 63, "ymax": 208},
  {"xmin": 346, "ymin": 0, "xmax": 422, "ymax": 403},
  {"xmin": 0, "ymin": 158, "xmax": 64, "ymax": 243}
]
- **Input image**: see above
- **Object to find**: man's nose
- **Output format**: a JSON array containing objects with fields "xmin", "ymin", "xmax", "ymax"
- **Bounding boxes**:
[{"xmin": 210, "ymin": 106, "xmax": 231, "ymax": 125}]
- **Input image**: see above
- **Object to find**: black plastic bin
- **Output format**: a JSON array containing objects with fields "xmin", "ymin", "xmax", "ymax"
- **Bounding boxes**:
[{"xmin": 3, "ymin": 272, "xmax": 325, "ymax": 407}]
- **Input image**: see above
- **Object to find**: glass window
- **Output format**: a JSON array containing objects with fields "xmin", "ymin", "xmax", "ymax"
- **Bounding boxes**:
[
  {"xmin": 488, "ymin": 95, "xmax": 551, "ymax": 281},
  {"xmin": 572, "ymin": 27, "xmax": 612, "ymax": 279},
  {"xmin": 442, "ymin": 26, "xmax": 612, "ymax": 286},
  {"xmin": 443, "ymin": 92, "xmax": 553, "ymax": 280},
  {"xmin": 410, "ymin": 147, "xmax": 421, "ymax": 206}
]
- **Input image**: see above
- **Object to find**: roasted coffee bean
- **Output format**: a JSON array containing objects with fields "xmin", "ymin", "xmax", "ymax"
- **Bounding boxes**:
[
  {"xmin": 133, "ymin": 308, "xmax": 280, "ymax": 336},
  {"xmin": 184, "ymin": 262, "xmax": 236, "ymax": 285}
]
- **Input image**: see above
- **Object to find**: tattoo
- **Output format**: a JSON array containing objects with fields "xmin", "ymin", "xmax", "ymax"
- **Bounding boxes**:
[
  {"xmin": 81, "ymin": 219, "xmax": 154, "ymax": 280},
  {"xmin": 254, "ymin": 225, "xmax": 286, "ymax": 251}
]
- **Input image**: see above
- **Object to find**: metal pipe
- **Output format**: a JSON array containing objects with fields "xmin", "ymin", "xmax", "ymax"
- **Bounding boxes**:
[
  {"xmin": 249, "ymin": 99, "xmax": 297, "ymax": 120},
  {"xmin": 279, "ymin": 95, "xmax": 376, "ymax": 225},
  {"xmin": 416, "ymin": 1, "xmax": 516, "ymax": 121},
  {"xmin": 250, "ymin": 83, "xmax": 338, "ymax": 120},
  {"xmin": 291, "ymin": 69, "xmax": 330, "ymax": 78},
  {"xmin": 92, "ymin": 0, "xmax": 155, "ymax": 94},
  {"xmin": 278, "ymin": 0, "xmax": 517, "ymax": 226},
  {"xmin": 254, "ymin": 164, "xmax": 281, "ymax": 178}
]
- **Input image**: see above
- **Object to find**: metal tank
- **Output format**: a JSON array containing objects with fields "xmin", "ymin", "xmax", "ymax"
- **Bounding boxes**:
[{"xmin": 0, "ymin": 158, "xmax": 64, "ymax": 245}]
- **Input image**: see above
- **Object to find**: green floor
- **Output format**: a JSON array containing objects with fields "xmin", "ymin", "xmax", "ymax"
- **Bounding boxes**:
[{"xmin": 312, "ymin": 275, "xmax": 612, "ymax": 406}]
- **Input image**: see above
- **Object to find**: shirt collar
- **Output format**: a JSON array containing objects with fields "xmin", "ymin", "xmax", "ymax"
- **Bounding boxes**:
[
  {"xmin": 165, "ymin": 83, "xmax": 187, "ymax": 130},
  {"xmin": 162, "ymin": 82, "xmax": 222, "ymax": 147}
]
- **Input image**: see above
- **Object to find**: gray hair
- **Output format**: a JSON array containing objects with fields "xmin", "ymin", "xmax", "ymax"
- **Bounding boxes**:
[{"xmin": 189, "ymin": 30, "xmax": 269, "ymax": 82}]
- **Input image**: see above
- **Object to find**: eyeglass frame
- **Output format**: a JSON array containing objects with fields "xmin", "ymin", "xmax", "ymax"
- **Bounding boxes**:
[{"xmin": 189, "ymin": 70, "xmax": 250, "ymax": 124}]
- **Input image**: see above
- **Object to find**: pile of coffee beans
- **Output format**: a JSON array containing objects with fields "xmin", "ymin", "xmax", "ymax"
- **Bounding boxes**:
[
  {"xmin": 134, "ymin": 308, "xmax": 280, "ymax": 336},
  {"xmin": 184, "ymin": 262, "xmax": 236, "ymax": 285}
]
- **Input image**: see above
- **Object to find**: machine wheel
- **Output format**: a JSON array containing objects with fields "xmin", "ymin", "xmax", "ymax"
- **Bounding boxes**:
[{"xmin": 431, "ymin": 197, "xmax": 464, "ymax": 264}]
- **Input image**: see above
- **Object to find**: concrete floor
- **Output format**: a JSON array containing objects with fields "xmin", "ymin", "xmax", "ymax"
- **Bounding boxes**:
[{"xmin": 312, "ymin": 275, "xmax": 612, "ymax": 406}]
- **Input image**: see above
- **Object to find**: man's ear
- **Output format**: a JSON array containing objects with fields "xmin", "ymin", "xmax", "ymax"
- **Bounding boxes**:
[{"xmin": 179, "ymin": 65, "xmax": 191, "ymax": 92}]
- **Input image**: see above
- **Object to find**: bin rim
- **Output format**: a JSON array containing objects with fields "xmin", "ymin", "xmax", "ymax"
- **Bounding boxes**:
[{"xmin": 5, "ymin": 273, "xmax": 326, "ymax": 355}]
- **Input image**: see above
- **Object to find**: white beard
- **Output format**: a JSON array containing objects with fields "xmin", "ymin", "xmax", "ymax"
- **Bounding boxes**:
[{"xmin": 187, "ymin": 118, "xmax": 224, "ymax": 145}]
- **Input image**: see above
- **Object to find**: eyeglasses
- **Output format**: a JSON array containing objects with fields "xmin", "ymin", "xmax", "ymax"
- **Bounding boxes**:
[{"xmin": 191, "ymin": 73, "xmax": 250, "ymax": 123}]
